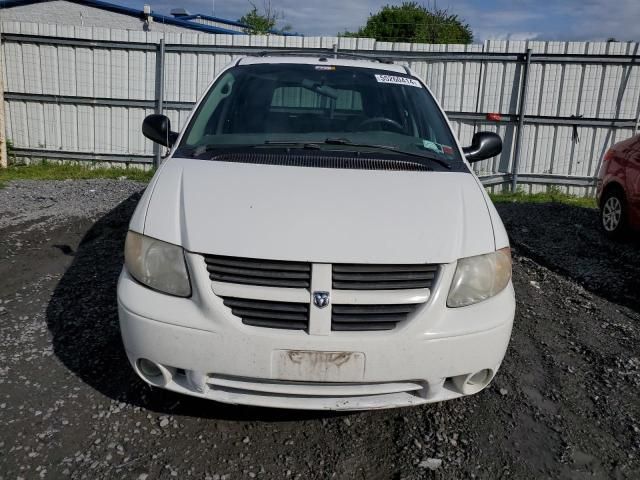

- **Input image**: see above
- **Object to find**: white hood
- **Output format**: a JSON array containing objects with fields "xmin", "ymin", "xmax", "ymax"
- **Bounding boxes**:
[{"xmin": 139, "ymin": 158, "xmax": 496, "ymax": 264}]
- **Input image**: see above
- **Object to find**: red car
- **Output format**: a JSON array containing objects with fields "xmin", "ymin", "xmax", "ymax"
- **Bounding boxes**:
[{"xmin": 597, "ymin": 133, "xmax": 640, "ymax": 238}]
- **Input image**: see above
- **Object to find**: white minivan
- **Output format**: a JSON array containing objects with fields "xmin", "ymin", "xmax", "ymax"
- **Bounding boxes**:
[{"xmin": 118, "ymin": 55, "xmax": 515, "ymax": 410}]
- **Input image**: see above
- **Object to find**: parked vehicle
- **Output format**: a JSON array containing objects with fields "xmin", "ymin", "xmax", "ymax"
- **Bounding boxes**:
[
  {"xmin": 597, "ymin": 133, "xmax": 640, "ymax": 238},
  {"xmin": 118, "ymin": 56, "xmax": 515, "ymax": 410}
]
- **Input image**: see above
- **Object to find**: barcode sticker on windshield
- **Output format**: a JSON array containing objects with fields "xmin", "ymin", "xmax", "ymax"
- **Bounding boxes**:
[{"xmin": 374, "ymin": 74, "xmax": 421, "ymax": 87}]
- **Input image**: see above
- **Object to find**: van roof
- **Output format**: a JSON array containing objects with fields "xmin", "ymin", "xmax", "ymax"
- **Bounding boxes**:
[{"xmin": 237, "ymin": 56, "xmax": 409, "ymax": 74}]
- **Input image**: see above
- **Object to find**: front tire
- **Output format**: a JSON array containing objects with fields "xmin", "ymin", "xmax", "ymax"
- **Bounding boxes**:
[{"xmin": 600, "ymin": 188, "xmax": 628, "ymax": 239}]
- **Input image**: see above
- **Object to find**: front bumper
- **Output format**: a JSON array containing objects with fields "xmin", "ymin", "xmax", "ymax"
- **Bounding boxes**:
[{"xmin": 117, "ymin": 254, "xmax": 515, "ymax": 410}]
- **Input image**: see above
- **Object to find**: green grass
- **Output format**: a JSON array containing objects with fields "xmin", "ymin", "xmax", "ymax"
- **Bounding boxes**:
[
  {"xmin": 1, "ymin": 163, "xmax": 597, "ymax": 210},
  {"xmin": 0, "ymin": 162, "xmax": 154, "ymax": 187},
  {"xmin": 489, "ymin": 188, "xmax": 597, "ymax": 209}
]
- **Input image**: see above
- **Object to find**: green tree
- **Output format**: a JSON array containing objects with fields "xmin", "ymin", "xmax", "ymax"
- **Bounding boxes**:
[
  {"xmin": 342, "ymin": 2, "xmax": 473, "ymax": 44},
  {"xmin": 239, "ymin": 0, "xmax": 291, "ymax": 34}
]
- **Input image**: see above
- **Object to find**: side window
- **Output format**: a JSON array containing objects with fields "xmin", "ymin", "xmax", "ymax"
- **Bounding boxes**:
[{"xmin": 185, "ymin": 71, "xmax": 235, "ymax": 144}]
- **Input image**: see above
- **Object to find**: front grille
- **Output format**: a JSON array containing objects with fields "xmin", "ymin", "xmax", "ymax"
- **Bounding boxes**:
[
  {"xmin": 222, "ymin": 297, "xmax": 309, "ymax": 330},
  {"xmin": 208, "ymin": 256, "xmax": 436, "ymax": 332},
  {"xmin": 332, "ymin": 263, "xmax": 439, "ymax": 290},
  {"xmin": 332, "ymin": 304, "xmax": 420, "ymax": 331},
  {"xmin": 204, "ymin": 254, "xmax": 311, "ymax": 288}
]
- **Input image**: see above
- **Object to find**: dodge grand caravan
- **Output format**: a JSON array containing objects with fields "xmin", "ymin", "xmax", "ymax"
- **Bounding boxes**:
[{"xmin": 118, "ymin": 56, "xmax": 515, "ymax": 410}]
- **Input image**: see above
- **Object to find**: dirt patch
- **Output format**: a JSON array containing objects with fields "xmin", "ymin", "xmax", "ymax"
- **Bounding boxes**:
[{"xmin": 496, "ymin": 202, "xmax": 640, "ymax": 311}]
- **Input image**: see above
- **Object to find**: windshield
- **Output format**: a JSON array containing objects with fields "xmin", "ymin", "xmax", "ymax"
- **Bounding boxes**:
[{"xmin": 177, "ymin": 63, "xmax": 463, "ymax": 166}]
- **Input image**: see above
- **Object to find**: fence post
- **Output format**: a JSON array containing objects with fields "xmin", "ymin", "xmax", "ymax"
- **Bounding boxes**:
[
  {"xmin": 0, "ymin": 28, "xmax": 7, "ymax": 169},
  {"xmin": 153, "ymin": 38, "xmax": 166, "ymax": 169},
  {"xmin": 511, "ymin": 48, "xmax": 532, "ymax": 192}
]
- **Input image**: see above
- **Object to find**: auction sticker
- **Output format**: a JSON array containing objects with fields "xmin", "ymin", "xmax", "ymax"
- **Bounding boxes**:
[{"xmin": 374, "ymin": 74, "xmax": 421, "ymax": 87}]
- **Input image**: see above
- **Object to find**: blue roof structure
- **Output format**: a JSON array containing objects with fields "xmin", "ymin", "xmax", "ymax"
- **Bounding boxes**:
[
  {"xmin": 179, "ymin": 13, "xmax": 298, "ymax": 36},
  {"xmin": 0, "ymin": 0, "xmax": 300, "ymax": 35},
  {"xmin": 180, "ymin": 13, "xmax": 250, "ymax": 30}
]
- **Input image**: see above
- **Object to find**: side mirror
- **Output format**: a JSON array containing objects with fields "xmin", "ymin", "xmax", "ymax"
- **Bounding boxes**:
[
  {"xmin": 142, "ymin": 114, "xmax": 178, "ymax": 147},
  {"xmin": 462, "ymin": 132, "xmax": 502, "ymax": 163}
]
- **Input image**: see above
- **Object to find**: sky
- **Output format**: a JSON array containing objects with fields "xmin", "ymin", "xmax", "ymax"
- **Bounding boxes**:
[{"xmin": 135, "ymin": 0, "xmax": 639, "ymax": 42}]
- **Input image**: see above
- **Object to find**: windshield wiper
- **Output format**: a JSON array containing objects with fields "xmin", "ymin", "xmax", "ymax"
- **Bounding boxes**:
[
  {"xmin": 266, "ymin": 139, "xmax": 451, "ymax": 169},
  {"xmin": 189, "ymin": 141, "xmax": 322, "ymax": 157},
  {"xmin": 262, "ymin": 140, "xmax": 323, "ymax": 149},
  {"xmin": 324, "ymin": 137, "xmax": 452, "ymax": 170},
  {"xmin": 190, "ymin": 139, "xmax": 452, "ymax": 170}
]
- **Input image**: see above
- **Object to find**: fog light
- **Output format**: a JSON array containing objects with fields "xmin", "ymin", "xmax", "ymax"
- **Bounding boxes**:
[
  {"xmin": 452, "ymin": 369, "xmax": 494, "ymax": 395},
  {"xmin": 138, "ymin": 358, "xmax": 162, "ymax": 378},
  {"xmin": 468, "ymin": 369, "xmax": 491, "ymax": 386}
]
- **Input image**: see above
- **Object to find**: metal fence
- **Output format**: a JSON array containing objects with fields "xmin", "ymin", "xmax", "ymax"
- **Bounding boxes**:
[{"xmin": 2, "ymin": 21, "xmax": 640, "ymax": 194}]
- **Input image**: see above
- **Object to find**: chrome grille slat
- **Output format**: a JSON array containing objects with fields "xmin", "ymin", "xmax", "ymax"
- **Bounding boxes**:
[
  {"xmin": 333, "ymin": 272, "xmax": 436, "ymax": 281},
  {"xmin": 222, "ymin": 298, "xmax": 308, "ymax": 313},
  {"xmin": 210, "ymin": 273, "xmax": 309, "ymax": 288},
  {"xmin": 241, "ymin": 318, "xmax": 308, "ymax": 330},
  {"xmin": 332, "ymin": 322, "xmax": 398, "ymax": 331},
  {"xmin": 205, "ymin": 254, "xmax": 311, "ymax": 288},
  {"xmin": 333, "ymin": 264, "xmax": 438, "ymax": 273},
  {"xmin": 332, "ymin": 304, "xmax": 416, "ymax": 314},
  {"xmin": 333, "ymin": 314, "xmax": 408, "ymax": 323},
  {"xmin": 331, "ymin": 303, "xmax": 421, "ymax": 331},
  {"xmin": 232, "ymin": 308, "xmax": 308, "ymax": 321},
  {"xmin": 222, "ymin": 297, "xmax": 309, "ymax": 330},
  {"xmin": 332, "ymin": 263, "xmax": 439, "ymax": 291},
  {"xmin": 332, "ymin": 280, "xmax": 433, "ymax": 290},
  {"xmin": 205, "ymin": 256, "xmax": 311, "ymax": 272},
  {"xmin": 206, "ymin": 264, "xmax": 310, "ymax": 280}
]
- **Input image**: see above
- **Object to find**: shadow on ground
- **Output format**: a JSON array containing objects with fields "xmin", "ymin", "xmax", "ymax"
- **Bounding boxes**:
[
  {"xmin": 45, "ymin": 197, "xmax": 638, "ymax": 424},
  {"xmin": 45, "ymin": 193, "xmax": 336, "ymax": 422},
  {"xmin": 496, "ymin": 201, "xmax": 640, "ymax": 313}
]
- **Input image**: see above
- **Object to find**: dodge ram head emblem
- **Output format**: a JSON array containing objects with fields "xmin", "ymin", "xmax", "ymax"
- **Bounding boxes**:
[{"xmin": 313, "ymin": 291, "xmax": 330, "ymax": 309}]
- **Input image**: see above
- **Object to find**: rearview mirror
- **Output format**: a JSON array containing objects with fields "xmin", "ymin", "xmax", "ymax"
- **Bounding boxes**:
[
  {"xmin": 462, "ymin": 132, "xmax": 502, "ymax": 163},
  {"xmin": 142, "ymin": 114, "xmax": 178, "ymax": 147}
]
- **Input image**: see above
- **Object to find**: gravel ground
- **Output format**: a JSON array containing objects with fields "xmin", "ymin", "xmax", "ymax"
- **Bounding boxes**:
[
  {"xmin": 497, "ymin": 202, "xmax": 640, "ymax": 313},
  {"xmin": 0, "ymin": 180, "xmax": 638, "ymax": 480},
  {"xmin": 0, "ymin": 180, "xmax": 146, "ymax": 230}
]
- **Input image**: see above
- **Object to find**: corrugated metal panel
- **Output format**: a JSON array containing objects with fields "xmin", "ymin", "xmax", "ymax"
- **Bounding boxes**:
[
  {"xmin": 127, "ymin": 30, "xmax": 147, "ymax": 101},
  {"xmin": 9, "ymin": 101, "xmax": 28, "ymax": 146},
  {"xmin": 196, "ymin": 34, "xmax": 216, "ymax": 99},
  {"xmin": 179, "ymin": 34, "xmax": 199, "ymax": 102},
  {"xmin": 93, "ymin": 27, "xmax": 111, "ymax": 98},
  {"xmin": 110, "ymin": 29, "xmax": 128, "ymax": 99},
  {"xmin": 77, "ymin": 105, "xmax": 94, "ymax": 152},
  {"xmin": 1, "ymin": 22, "xmax": 638, "ymax": 193},
  {"xmin": 94, "ymin": 105, "xmax": 111, "ymax": 153},
  {"xmin": 60, "ymin": 104, "xmax": 78, "ymax": 150}
]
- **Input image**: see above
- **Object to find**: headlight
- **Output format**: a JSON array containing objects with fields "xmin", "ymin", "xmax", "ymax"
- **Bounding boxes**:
[
  {"xmin": 447, "ymin": 247, "xmax": 511, "ymax": 308},
  {"xmin": 124, "ymin": 231, "xmax": 191, "ymax": 297}
]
